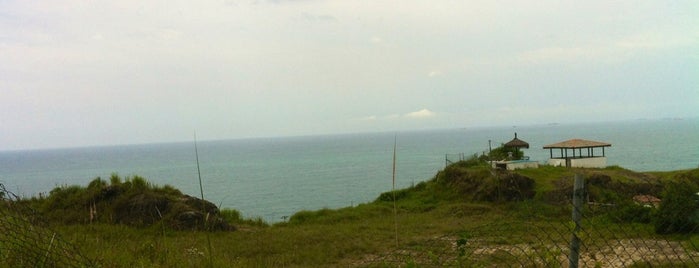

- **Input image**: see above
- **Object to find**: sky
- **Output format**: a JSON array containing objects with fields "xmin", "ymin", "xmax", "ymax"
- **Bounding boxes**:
[{"xmin": 1, "ymin": 1, "xmax": 698, "ymax": 151}]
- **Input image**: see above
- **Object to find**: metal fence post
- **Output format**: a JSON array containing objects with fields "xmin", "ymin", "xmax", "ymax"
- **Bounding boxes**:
[{"xmin": 569, "ymin": 173, "xmax": 584, "ymax": 268}]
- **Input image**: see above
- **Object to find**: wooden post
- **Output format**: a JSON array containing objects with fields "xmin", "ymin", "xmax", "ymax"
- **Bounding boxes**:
[{"xmin": 569, "ymin": 173, "xmax": 584, "ymax": 268}]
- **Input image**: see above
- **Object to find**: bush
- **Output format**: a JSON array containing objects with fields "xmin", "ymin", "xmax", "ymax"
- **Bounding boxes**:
[
  {"xmin": 288, "ymin": 210, "xmax": 320, "ymax": 224},
  {"xmin": 24, "ymin": 175, "xmax": 232, "ymax": 230},
  {"xmin": 457, "ymin": 154, "xmax": 485, "ymax": 168},
  {"xmin": 109, "ymin": 173, "xmax": 122, "ymax": 185},
  {"xmin": 88, "ymin": 177, "xmax": 106, "ymax": 190},
  {"xmin": 376, "ymin": 189, "xmax": 410, "ymax": 202},
  {"xmin": 220, "ymin": 208, "xmax": 243, "ymax": 222},
  {"xmin": 654, "ymin": 180, "xmax": 699, "ymax": 234},
  {"xmin": 130, "ymin": 176, "xmax": 149, "ymax": 191},
  {"xmin": 611, "ymin": 202, "xmax": 653, "ymax": 223},
  {"xmin": 486, "ymin": 145, "xmax": 523, "ymax": 161}
]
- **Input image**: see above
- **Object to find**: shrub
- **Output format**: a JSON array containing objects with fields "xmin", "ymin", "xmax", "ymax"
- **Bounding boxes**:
[
  {"xmin": 376, "ymin": 188, "xmax": 410, "ymax": 202},
  {"xmin": 654, "ymin": 180, "xmax": 699, "ymax": 234},
  {"xmin": 288, "ymin": 210, "xmax": 317, "ymax": 224},
  {"xmin": 486, "ymin": 145, "xmax": 523, "ymax": 161},
  {"xmin": 457, "ymin": 154, "xmax": 485, "ymax": 168},
  {"xmin": 130, "ymin": 176, "xmax": 149, "ymax": 191},
  {"xmin": 23, "ymin": 175, "xmax": 232, "ymax": 230},
  {"xmin": 611, "ymin": 202, "xmax": 653, "ymax": 223},
  {"xmin": 88, "ymin": 177, "xmax": 106, "ymax": 190},
  {"xmin": 159, "ymin": 184, "xmax": 182, "ymax": 196},
  {"xmin": 288, "ymin": 208, "xmax": 336, "ymax": 224},
  {"xmin": 220, "ymin": 208, "xmax": 243, "ymax": 222},
  {"xmin": 109, "ymin": 173, "xmax": 122, "ymax": 185}
]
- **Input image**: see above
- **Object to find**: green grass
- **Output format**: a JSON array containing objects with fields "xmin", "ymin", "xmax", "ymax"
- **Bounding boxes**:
[{"xmin": 4, "ymin": 163, "xmax": 699, "ymax": 267}]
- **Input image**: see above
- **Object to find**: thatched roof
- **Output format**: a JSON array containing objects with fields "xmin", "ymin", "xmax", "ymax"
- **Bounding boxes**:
[
  {"xmin": 543, "ymin": 139, "xmax": 611, "ymax": 149},
  {"xmin": 504, "ymin": 133, "xmax": 529, "ymax": 149}
]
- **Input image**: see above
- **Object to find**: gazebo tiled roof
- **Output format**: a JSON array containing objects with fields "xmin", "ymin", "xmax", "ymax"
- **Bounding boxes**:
[
  {"xmin": 543, "ymin": 139, "xmax": 611, "ymax": 149},
  {"xmin": 543, "ymin": 138, "xmax": 611, "ymax": 168}
]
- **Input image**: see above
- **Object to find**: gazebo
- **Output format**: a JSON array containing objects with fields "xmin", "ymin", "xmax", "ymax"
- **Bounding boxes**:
[
  {"xmin": 543, "ymin": 139, "xmax": 611, "ymax": 168},
  {"xmin": 503, "ymin": 132, "xmax": 530, "ymax": 160},
  {"xmin": 504, "ymin": 133, "xmax": 530, "ymax": 150},
  {"xmin": 492, "ymin": 133, "xmax": 538, "ymax": 170}
]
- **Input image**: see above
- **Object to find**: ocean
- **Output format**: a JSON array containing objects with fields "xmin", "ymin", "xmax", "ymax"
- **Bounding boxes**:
[{"xmin": 1, "ymin": 118, "xmax": 697, "ymax": 223}]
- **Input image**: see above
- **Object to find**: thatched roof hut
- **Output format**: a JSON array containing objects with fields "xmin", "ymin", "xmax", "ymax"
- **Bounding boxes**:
[{"xmin": 504, "ymin": 133, "xmax": 529, "ymax": 149}]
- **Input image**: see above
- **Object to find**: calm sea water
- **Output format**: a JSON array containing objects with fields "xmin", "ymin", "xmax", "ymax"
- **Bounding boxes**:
[{"xmin": 1, "ymin": 118, "xmax": 697, "ymax": 223}]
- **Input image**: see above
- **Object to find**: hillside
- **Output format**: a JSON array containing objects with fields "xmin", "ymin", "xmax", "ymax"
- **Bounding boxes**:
[{"xmin": 2, "ymin": 161, "xmax": 699, "ymax": 267}]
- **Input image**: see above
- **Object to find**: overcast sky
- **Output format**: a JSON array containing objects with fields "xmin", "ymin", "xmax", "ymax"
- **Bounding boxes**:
[{"xmin": 1, "ymin": 1, "xmax": 697, "ymax": 150}]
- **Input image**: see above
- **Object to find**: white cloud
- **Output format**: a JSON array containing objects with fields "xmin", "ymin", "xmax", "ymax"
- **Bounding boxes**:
[
  {"xmin": 615, "ymin": 31, "xmax": 697, "ymax": 50},
  {"xmin": 301, "ymin": 12, "xmax": 337, "ymax": 22},
  {"xmin": 358, "ymin": 115, "xmax": 377, "ymax": 121},
  {"xmin": 356, "ymin": 109, "xmax": 436, "ymax": 121},
  {"xmin": 517, "ymin": 45, "xmax": 608, "ymax": 64},
  {"xmin": 405, "ymin": 109, "xmax": 436, "ymax": 118},
  {"xmin": 428, "ymin": 70, "xmax": 442, "ymax": 77},
  {"xmin": 516, "ymin": 29, "xmax": 698, "ymax": 65}
]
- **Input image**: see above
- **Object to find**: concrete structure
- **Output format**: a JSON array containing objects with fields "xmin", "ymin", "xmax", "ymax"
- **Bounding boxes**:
[
  {"xmin": 543, "ymin": 139, "xmax": 611, "ymax": 168},
  {"xmin": 492, "ymin": 159, "xmax": 539, "ymax": 170}
]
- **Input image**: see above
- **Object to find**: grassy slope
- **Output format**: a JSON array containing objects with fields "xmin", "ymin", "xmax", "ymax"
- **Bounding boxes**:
[{"xmin": 12, "ymin": 164, "xmax": 699, "ymax": 267}]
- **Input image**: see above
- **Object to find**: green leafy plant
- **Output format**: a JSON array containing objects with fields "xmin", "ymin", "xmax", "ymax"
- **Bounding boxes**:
[
  {"xmin": 654, "ymin": 180, "xmax": 699, "ymax": 234},
  {"xmin": 486, "ymin": 145, "xmax": 524, "ymax": 161}
]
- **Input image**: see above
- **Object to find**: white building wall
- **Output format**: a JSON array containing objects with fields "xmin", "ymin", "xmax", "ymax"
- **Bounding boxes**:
[
  {"xmin": 571, "ymin": 157, "xmax": 606, "ymax": 168},
  {"xmin": 506, "ymin": 161, "xmax": 539, "ymax": 170},
  {"xmin": 547, "ymin": 157, "xmax": 607, "ymax": 168},
  {"xmin": 491, "ymin": 161, "xmax": 539, "ymax": 170},
  {"xmin": 548, "ymin": 159, "xmax": 566, "ymax": 167}
]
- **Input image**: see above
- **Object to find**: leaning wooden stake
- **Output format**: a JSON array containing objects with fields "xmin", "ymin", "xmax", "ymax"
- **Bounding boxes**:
[{"xmin": 569, "ymin": 173, "xmax": 584, "ymax": 268}]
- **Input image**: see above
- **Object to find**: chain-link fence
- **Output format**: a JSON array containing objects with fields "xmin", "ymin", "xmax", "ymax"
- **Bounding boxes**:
[
  {"xmin": 0, "ymin": 183, "xmax": 97, "ymax": 267},
  {"xmin": 362, "ymin": 172, "xmax": 699, "ymax": 267},
  {"xmin": 363, "ymin": 223, "xmax": 699, "ymax": 267}
]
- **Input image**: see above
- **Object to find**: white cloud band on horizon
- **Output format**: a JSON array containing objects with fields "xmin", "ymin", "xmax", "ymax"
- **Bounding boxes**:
[
  {"xmin": 405, "ymin": 108, "xmax": 436, "ymax": 118},
  {"xmin": 358, "ymin": 108, "xmax": 437, "ymax": 121}
]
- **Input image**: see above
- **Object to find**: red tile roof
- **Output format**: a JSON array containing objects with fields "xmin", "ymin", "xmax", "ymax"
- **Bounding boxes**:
[{"xmin": 543, "ymin": 139, "xmax": 611, "ymax": 149}]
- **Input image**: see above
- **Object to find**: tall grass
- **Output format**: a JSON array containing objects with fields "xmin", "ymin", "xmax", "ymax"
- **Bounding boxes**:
[
  {"xmin": 193, "ymin": 133, "xmax": 213, "ymax": 268},
  {"xmin": 6, "ymin": 158, "xmax": 698, "ymax": 266}
]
